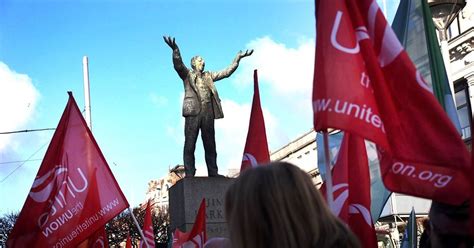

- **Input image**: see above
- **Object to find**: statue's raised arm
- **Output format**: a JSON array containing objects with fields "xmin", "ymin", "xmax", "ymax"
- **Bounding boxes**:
[
  {"xmin": 211, "ymin": 49, "xmax": 253, "ymax": 82},
  {"xmin": 163, "ymin": 36, "xmax": 188, "ymax": 80}
]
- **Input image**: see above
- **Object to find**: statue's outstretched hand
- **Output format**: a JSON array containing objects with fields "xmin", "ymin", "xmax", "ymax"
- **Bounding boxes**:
[
  {"xmin": 238, "ymin": 49, "xmax": 254, "ymax": 59},
  {"xmin": 163, "ymin": 36, "xmax": 178, "ymax": 50}
]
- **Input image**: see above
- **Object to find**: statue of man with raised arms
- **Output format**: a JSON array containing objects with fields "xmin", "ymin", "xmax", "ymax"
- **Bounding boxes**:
[{"xmin": 164, "ymin": 36, "xmax": 253, "ymax": 178}]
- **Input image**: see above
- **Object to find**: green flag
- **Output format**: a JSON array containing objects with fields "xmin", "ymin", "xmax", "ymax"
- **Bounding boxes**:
[{"xmin": 392, "ymin": 0, "xmax": 462, "ymax": 132}]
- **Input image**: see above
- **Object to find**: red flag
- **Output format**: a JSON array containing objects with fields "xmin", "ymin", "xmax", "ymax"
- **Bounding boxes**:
[
  {"xmin": 240, "ymin": 69, "xmax": 270, "ymax": 172},
  {"xmin": 7, "ymin": 92, "xmax": 129, "ymax": 247},
  {"xmin": 139, "ymin": 200, "xmax": 156, "ymax": 248},
  {"xmin": 172, "ymin": 199, "xmax": 207, "ymax": 248},
  {"xmin": 172, "ymin": 229, "xmax": 188, "ymax": 247},
  {"xmin": 77, "ymin": 226, "xmax": 109, "ymax": 248},
  {"xmin": 313, "ymin": 0, "xmax": 470, "ymax": 204},
  {"xmin": 126, "ymin": 234, "xmax": 132, "ymax": 248},
  {"xmin": 321, "ymin": 133, "xmax": 377, "ymax": 248}
]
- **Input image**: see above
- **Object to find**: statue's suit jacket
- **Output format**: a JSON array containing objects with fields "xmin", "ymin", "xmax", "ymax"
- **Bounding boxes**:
[{"xmin": 171, "ymin": 48, "xmax": 241, "ymax": 119}]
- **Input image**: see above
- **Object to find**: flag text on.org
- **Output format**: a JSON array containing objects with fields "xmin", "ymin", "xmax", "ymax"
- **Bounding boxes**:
[
  {"xmin": 313, "ymin": 98, "xmax": 386, "ymax": 133},
  {"xmin": 390, "ymin": 162, "xmax": 452, "ymax": 188},
  {"xmin": 52, "ymin": 198, "xmax": 121, "ymax": 248}
]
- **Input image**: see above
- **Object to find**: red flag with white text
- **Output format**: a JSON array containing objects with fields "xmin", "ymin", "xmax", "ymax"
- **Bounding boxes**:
[
  {"xmin": 313, "ymin": 0, "xmax": 470, "ymax": 204},
  {"xmin": 140, "ymin": 200, "xmax": 156, "ymax": 248},
  {"xmin": 332, "ymin": 133, "xmax": 377, "ymax": 248},
  {"xmin": 172, "ymin": 199, "xmax": 207, "ymax": 248},
  {"xmin": 320, "ymin": 138, "xmax": 349, "ymax": 222},
  {"xmin": 7, "ymin": 92, "xmax": 129, "ymax": 247},
  {"xmin": 240, "ymin": 69, "xmax": 270, "ymax": 172}
]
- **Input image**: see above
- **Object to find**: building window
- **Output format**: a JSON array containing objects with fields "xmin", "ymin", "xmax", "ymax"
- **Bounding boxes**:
[{"xmin": 455, "ymin": 81, "xmax": 471, "ymax": 140}]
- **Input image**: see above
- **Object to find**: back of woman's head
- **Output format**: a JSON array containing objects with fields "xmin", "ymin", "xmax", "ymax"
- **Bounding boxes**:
[{"xmin": 225, "ymin": 162, "xmax": 360, "ymax": 248}]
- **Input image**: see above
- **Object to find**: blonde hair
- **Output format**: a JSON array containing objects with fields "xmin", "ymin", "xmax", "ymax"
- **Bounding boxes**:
[{"xmin": 225, "ymin": 162, "xmax": 360, "ymax": 248}]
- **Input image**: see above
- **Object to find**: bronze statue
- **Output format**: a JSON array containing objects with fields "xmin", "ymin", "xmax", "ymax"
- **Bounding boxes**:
[{"xmin": 164, "ymin": 36, "xmax": 253, "ymax": 178}]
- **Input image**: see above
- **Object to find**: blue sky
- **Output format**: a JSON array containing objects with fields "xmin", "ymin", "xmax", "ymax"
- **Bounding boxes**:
[{"xmin": 0, "ymin": 0, "xmax": 399, "ymax": 214}]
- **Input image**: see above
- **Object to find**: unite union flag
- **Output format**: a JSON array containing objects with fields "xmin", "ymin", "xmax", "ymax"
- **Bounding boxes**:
[
  {"xmin": 322, "ymin": 133, "xmax": 377, "ymax": 248},
  {"xmin": 172, "ymin": 199, "xmax": 207, "ymax": 248},
  {"xmin": 7, "ymin": 92, "xmax": 129, "ymax": 247},
  {"xmin": 313, "ymin": 0, "xmax": 470, "ymax": 204}
]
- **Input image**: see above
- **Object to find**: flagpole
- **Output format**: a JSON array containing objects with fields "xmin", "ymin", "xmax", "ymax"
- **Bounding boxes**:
[
  {"xmin": 129, "ymin": 207, "xmax": 150, "ymax": 248},
  {"xmin": 83, "ymin": 56, "xmax": 92, "ymax": 130},
  {"xmin": 322, "ymin": 131, "xmax": 334, "ymax": 211}
]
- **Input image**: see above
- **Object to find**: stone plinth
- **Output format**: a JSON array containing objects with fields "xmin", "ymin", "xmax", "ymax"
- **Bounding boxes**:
[{"xmin": 169, "ymin": 177, "xmax": 235, "ymax": 239}]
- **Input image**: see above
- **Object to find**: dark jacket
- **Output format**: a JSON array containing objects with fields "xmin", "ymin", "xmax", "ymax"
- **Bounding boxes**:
[{"xmin": 171, "ymin": 48, "xmax": 241, "ymax": 119}]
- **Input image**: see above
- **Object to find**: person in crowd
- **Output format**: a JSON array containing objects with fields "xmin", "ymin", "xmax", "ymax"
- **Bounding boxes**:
[
  {"xmin": 429, "ymin": 201, "xmax": 472, "ymax": 248},
  {"xmin": 419, "ymin": 217, "xmax": 431, "ymax": 248},
  {"xmin": 225, "ymin": 161, "xmax": 360, "ymax": 248}
]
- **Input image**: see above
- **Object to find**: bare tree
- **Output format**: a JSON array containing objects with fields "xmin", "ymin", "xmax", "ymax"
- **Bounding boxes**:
[
  {"xmin": 0, "ymin": 212, "xmax": 19, "ymax": 246},
  {"xmin": 0, "ymin": 207, "xmax": 169, "ymax": 247},
  {"xmin": 106, "ymin": 206, "xmax": 170, "ymax": 247}
]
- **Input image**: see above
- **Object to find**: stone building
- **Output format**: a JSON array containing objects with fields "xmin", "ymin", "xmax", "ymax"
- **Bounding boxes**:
[
  {"xmin": 447, "ymin": 0, "xmax": 474, "ymax": 148},
  {"xmin": 142, "ymin": 165, "xmax": 184, "ymax": 210}
]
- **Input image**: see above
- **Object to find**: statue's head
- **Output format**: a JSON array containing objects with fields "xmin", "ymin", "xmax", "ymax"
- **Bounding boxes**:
[{"xmin": 191, "ymin": 56, "xmax": 205, "ymax": 72}]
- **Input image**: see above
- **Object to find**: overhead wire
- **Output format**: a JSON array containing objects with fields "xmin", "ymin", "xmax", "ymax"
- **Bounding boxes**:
[
  {"xmin": 0, "ymin": 128, "xmax": 55, "ymax": 135},
  {"xmin": 0, "ymin": 142, "xmax": 49, "ymax": 184},
  {"xmin": 0, "ymin": 159, "xmax": 42, "ymax": 165}
]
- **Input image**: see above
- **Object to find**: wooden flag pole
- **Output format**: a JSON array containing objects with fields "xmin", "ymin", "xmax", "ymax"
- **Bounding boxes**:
[{"xmin": 323, "ymin": 130, "xmax": 334, "ymax": 212}]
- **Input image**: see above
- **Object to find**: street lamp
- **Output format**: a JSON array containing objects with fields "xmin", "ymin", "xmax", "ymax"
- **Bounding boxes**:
[
  {"xmin": 427, "ymin": 0, "xmax": 466, "ymax": 95},
  {"xmin": 428, "ymin": 0, "xmax": 466, "ymax": 40}
]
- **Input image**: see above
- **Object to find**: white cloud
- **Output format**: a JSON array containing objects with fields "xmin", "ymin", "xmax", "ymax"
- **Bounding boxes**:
[
  {"xmin": 232, "ymin": 36, "xmax": 315, "ymax": 148},
  {"xmin": 233, "ymin": 36, "xmax": 315, "ymax": 96},
  {"xmin": 0, "ymin": 62, "xmax": 40, "ymax": 151}
]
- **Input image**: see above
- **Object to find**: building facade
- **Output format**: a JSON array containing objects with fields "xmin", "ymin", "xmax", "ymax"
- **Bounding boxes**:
[{"xmin": 448, "ymin": 1, "xmax": 474, "ymax": 148}]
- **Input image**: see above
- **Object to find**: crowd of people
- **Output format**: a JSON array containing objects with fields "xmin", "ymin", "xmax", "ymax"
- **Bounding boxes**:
[{"xmin": 200, "ymin": 161, "xmax": 473, "ymax": 248}]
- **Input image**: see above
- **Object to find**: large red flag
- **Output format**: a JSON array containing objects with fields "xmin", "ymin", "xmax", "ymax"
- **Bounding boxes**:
[
  {"xmin": 172, "ymin": 199, "xmax": 207, "ymax": 248},
  {"xmin": 139, "ymin": 200, "xmax": 156, "ymax": 248},
  {"xmin": 7, "ymin": 92, "xmax": 129, "ymax": 247},
  {"xmin": 321, "ymin": 133, "xmax": 377, "ymax": 248},
  {"xmin": 240, "ymin": 69, "xmax": 270, "ymax": 172},
  {"xmin": 313, "ymin": 0, "xmax": 470, "ymax": 204}
]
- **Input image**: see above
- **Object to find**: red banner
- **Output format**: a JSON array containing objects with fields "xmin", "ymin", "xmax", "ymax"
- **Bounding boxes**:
[
  {"xmin": 7, "ymin": 92, "xmax": 129, "ymax": 247},
  {"xmin": 313, "ymin": 0, "xmax": 470, "ymax": 204},
  {"xmin": 240, "ymin": 69, "xmax": 270, "ymax": 172},
  {"xmin": 321, "ymin": 133, "xmax": 377, "ymax": 248},
  {"xmin": 172, "ymin": 199, "xmax": 207, "ymax": 248},
  {"xmin": 140, "ymin": 200, "xmax": 156, "ymax": 248}
]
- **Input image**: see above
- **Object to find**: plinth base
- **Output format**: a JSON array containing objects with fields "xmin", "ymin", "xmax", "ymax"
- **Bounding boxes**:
[{"xmin": 169, "ymin": 177, "xmax": 235, "ymax": 239}]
